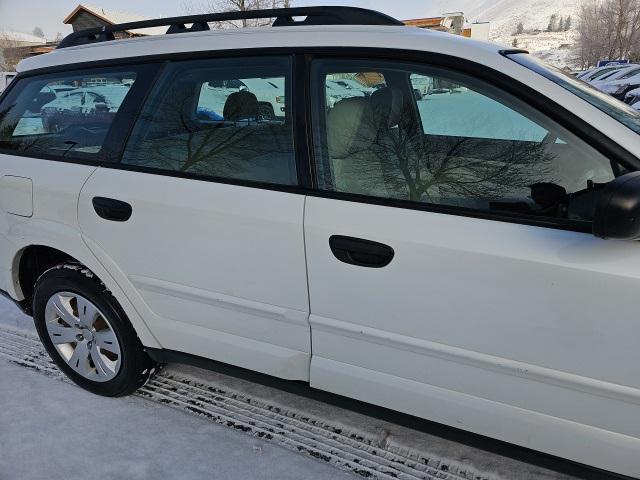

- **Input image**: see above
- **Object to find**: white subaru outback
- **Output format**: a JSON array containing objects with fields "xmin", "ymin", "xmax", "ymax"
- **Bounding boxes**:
[{"xmin": 0, "ymin": 7, "xmax": 639, "ymax": 477}]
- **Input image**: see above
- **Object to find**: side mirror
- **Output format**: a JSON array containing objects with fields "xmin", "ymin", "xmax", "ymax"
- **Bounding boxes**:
[{"xmin": 593, "ymin": 171, "xmax": 640, "ymax": 240}]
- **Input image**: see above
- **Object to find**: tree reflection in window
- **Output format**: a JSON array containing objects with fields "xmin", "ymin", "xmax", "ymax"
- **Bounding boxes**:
[
  {"xmin": 316, "ymin": 64, "xmax": 617, "ymax": 223},
  {"xmin": 121, "ymin": 58, "xmax": 296, "ymax": 186}
]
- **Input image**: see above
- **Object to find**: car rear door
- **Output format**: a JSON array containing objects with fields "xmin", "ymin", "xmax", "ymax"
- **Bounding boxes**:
[
  {"xmin": 0, "ymin": 65, "xmax": 156, "ymax": 296},
  {"xmin": 304, "ymin": 56, "xmax": 640, "ymax": 474},
  {"xmin": 78, "ymin": 55, "xmax": 311, "ymax": 380}
]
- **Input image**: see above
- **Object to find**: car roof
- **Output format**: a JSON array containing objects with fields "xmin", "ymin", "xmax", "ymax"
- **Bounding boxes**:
[{"xmin": 18, "ymin": 25, "xmax": 505, "ymax": 73}]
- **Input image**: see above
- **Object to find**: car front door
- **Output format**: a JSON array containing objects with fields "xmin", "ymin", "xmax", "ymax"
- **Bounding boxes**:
[
  {"xmin": 78, "ymin": 55, "xmax": 311, "ymax": 380},
  {"xmin": 304, "ymin": 57, "xmax": 640, "ymax": 474}
]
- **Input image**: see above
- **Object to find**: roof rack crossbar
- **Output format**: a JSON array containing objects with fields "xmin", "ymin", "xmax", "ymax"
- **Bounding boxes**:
[{"xmin": 57, "ymin": 6, "xmax": 403, "ymax": 49}]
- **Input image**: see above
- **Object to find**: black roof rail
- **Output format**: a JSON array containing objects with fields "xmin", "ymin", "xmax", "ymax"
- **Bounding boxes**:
[{"xmin": 57, "ymin": 6, "xmax": 404, "ymax": 49}]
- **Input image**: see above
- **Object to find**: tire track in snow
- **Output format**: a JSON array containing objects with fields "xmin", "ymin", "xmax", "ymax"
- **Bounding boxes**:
[{"xmin": 0, "ymin": 326, "xmax": 497, "ymax": 480}]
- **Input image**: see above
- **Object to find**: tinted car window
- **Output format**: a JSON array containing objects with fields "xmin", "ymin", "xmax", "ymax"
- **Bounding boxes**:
[
  {"xmin": 312, "ymin": 59, "xmax": 622, "ymax": 224},
  {"xmin": 0, "ymin": 68, "xmax": 140, "ymax": 159},
  {"xmin": 121, "ymin": 56, "xmax": 296, "ymax": 186},
  {"xmin": 410, "ymin": 73, "xmax": 548, "ymax": 141}
]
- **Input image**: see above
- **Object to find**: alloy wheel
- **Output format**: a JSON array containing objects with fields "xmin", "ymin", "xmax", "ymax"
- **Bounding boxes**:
[{"xmin": 44, "ymin": 291, "xmax": 121, "ymax": 382}]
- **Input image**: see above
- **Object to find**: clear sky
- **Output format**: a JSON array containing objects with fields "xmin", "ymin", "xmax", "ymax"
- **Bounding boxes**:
[{"xmin": 0, "ymin": 0, "xmax": 439, "ymax": 40}]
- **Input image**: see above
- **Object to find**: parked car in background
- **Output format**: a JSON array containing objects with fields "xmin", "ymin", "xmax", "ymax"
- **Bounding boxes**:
[
  {"xmin": 1, "ymin": 7, "xmax": 640, "ymax": 479},
  {"xmin": 329, "ymin": 77, "xmax": 375, "ymax": 95},
  {"xmin": 200, "ymin": 77, "xmax": 285, "ymax": 119},
  {"xmin": 40, "ymin": 84, "xmax": 131, "ymax": 133},
  {"xmin": 325, "ymin": 79, "xmax": 371, "ymax": 107},
  {"xmin": 596, "ymin": 71, "xmax": 640, "ymax": 100},
  {"xmin": 0, "ymin": 72, "xmax": 16, "ymax": 94},
  {"xmin": 590, "ymin": 64, "xmax": 640, "ymax": 87},
  {"xmin": 577, "ymin": 64, "xmax": 630, "ymax": 82}
]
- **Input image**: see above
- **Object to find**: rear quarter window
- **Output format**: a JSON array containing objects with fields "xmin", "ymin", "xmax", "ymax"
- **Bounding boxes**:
[{"xmin": 0, "ymin": 66, "xmax": 154, "ymax": 161}]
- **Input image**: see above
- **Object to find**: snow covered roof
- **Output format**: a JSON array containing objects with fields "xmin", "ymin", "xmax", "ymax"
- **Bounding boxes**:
[
  {"xmin": 0, "ymin": 31, "xmax": 48, "ymax": 45},
  {"xmin": 63, "ymin": 4, "xmax": 167, "ymax": 36}
]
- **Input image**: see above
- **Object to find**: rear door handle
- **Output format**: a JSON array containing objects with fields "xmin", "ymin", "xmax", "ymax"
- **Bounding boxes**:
[
  {"xmin": 329, "ymin": 235, "xmax": 394, "ymax": 268},
  {"xmin": 92, "ymin": 197, "xmax": 132, "ymax": 222}
]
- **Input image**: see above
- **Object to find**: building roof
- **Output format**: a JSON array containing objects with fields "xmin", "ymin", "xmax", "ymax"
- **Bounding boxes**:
[
  {"xmin": 403, "ymin": 17, "xmax": 445, "ymax": 28},
  {"xmin": 63, "ymin": 4, "xmax": 167, "ymax": 36},
  {"xmin": 0, "ymin": 31, "xmax": 48, "ymax": 45}
]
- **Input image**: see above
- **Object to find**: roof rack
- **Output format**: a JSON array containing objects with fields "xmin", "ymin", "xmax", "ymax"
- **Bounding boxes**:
[{"xmin": 57, "ymin": 6, "xmax": 404, "ymax": 49}]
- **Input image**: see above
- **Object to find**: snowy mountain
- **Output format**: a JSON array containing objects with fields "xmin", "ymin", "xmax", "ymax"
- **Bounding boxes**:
[{"xmin": 425, "ymin": 0, "xmax": 581, "ymax": 68}]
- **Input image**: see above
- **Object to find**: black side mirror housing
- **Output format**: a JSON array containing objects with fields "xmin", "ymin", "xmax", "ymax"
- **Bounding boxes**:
[{"xmin": 593, "ymin": 171, "xmax": 640, "ymax": 240}]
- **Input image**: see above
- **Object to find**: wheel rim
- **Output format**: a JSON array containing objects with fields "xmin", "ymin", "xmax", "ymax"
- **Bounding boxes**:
[{"xmin": 44, "ymin": 291, "xmax": 121, "ymax": 382}]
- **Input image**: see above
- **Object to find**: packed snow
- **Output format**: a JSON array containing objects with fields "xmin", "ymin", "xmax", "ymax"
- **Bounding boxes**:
[{"xmin": 0, "ymin": 297, "xmax": 578, "ymax": 480}]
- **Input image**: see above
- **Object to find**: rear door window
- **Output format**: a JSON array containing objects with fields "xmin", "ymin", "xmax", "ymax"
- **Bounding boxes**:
[
  {"xmin": 0, "ymin": 66, "xmax": 153, "ymax": 160},
  {"xmin": 121, "ymin": 56, "xmax": 297, "ymax": 186}
]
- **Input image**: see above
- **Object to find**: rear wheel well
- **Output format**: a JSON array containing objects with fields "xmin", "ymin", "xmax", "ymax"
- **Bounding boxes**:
[{"xmin": 18, "ymin": 246, "xmax": 76, "ymax": 311}]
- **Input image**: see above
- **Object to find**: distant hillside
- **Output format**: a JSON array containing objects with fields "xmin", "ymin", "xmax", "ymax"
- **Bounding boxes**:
[{"xmin": 425, "ymin": 0, "xmax": 581, "ymax": 68}]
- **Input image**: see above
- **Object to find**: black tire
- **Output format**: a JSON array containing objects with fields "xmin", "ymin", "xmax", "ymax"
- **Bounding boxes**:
[
  {"xmin": 258, "ymin": 102, "xmax": 275, "ymax": 120},
  {"xmin": 32, "ymin": 264, "xmax": 157, "ymax": 397}
]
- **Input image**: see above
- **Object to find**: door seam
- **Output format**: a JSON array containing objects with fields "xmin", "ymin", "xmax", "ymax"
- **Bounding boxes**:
[{"xmin": 302, "ymin": 195, "xmax": 313, "ymax": 379}]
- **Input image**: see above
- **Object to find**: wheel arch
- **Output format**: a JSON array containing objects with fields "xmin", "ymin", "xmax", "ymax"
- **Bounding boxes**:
[{"xmin": 8, "ymin": 236, "xmax": 161, "ymax": 349}]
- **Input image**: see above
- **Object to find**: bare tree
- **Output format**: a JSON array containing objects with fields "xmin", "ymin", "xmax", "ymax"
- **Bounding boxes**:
[
  {"xmin": 0, "ymin": 33, "xmax": 23, "ymax": 71},
  {"xmin": 32, "ymin": 26, "xmax": 45, "ymax": 39},
  {"xmin": 326, "ymin": 99, "xmax": 554, "ymax": 207},
  {"xmin": 182, "ymin": 0, "xmax": 293, "ymax": 28},
  {"xmin": 577, "ymin": 0, "xmax": 640, "ymax": 68}
]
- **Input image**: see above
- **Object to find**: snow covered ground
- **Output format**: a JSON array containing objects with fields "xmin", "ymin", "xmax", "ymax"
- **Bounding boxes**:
[
  {"xmin": 0, "ymin": 302, "xmax": 353, "ymax": 480},
  {"xmin": 426, "ymin": 0, "xmax": 581, "ymax": 68},
  {"xmin": 0, "ymin": 361, "xmax": 354, "ymax": 480},
  {"xmin": 0, "ymin": 297, "xmax": 582, "ymax": 480}
]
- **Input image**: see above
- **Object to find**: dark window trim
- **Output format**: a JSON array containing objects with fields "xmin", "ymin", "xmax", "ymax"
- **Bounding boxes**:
[
  {"xmin": 293, "ymin": 54, "xmax": 312, "ymax": 189},
  {"xmin": 3, "ymin": 47, "xmax": 639, "ymax": 235},
  {"xmin": 100, "ymin": 63, "xmax": 165, "ymax": 162},
  {"xmin": 99, "ymin": 161, "xmax": 311, "ymax": 195},
  {"xmin": 97, "ymin": 160, "xmax": 595, "ymax": 233}
]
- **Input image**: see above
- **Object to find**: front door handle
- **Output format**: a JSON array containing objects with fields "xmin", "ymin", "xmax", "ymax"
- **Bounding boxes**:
[
  {"xmin": 329, "ymin": 235, "xmax": 394, "ymax": 268},
  {"xmin": 92, "ymin": 197, "xmax": 132, "ymax": 222}
]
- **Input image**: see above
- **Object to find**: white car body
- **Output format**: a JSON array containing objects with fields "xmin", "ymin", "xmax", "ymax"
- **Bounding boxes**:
[{"xmin": 2, "ymin": 17, "xmax": 640, "ymax": 478}]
